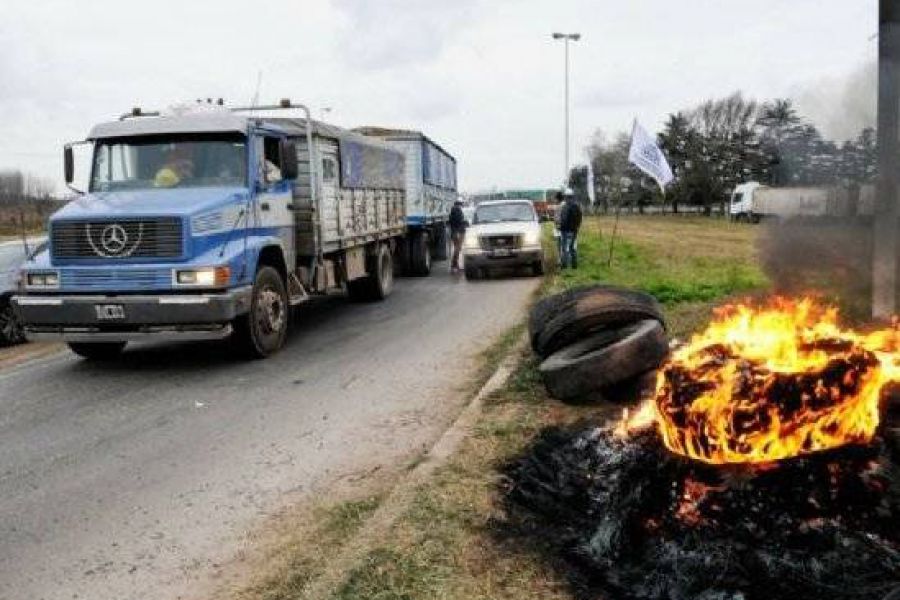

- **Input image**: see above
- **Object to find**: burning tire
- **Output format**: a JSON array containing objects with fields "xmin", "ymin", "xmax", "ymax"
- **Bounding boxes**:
[
  {"xmin": 530, "ymin": 285, "xmax": 665, "ymax": 358},
  {"xmin": 539, "ymin": 319, "xmax": 668, "ymax": 402}
]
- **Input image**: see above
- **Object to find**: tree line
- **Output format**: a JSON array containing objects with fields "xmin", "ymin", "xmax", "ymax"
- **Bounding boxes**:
[
  {"xmin": 569, "ymin": 94, "xmax": 876, "ymax": 214},
  {"xmin": 0, "ymin": 170, "xmax": 62, "ymax": 234}
]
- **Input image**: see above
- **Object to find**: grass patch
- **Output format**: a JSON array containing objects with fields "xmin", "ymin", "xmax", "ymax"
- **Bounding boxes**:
[
  {"xmin": 235, "ymin": 495, "xmax": 383, "ymax": 600},
  {"xmin": 550, "ymin": 216, "xmax": 767, "ymax": 308}
]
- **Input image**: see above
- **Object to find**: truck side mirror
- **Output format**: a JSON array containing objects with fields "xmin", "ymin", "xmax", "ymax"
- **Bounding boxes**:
[
  {"xmin": 64, "ymin": 145, "xmax": 74, "ymax": 184},
  {"xmin": 280, "ymin": 139, "xmax": 298, "ymax": 180}
]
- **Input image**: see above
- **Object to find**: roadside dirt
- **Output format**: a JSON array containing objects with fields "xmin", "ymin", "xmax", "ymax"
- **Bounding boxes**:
[{"xmin": 0, "ymin": 341, "xmax": 64, "ymax": 371}]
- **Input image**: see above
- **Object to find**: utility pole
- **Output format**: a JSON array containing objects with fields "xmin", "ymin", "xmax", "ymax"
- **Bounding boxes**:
[
  {"xmin": 874, "ymin": 0, "xmax": 900, "ymax": 319},
  {"xmin": 552, "ymin": 32, "xmax": 581, "ymax": 185}
]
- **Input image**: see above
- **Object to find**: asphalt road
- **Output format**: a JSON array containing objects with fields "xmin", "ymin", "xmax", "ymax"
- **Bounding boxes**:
[{"xmin": 0, "ymin": 265, "xmax": 538, "ymax": 600}]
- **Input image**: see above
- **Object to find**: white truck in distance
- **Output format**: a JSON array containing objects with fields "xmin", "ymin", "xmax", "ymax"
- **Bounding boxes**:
[{"xmin": 730, "ymin": 182, "xmax": 871, "ymax": 222}]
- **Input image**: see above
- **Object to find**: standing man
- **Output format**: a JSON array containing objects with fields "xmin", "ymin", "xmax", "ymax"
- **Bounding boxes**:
[
  {"xmin": 558, "ymin": 187, "xmax": 582, "ymax": 269},
  {"xmin": 449, "ymin": 200, "xmax": 467, "ymax": 273}
]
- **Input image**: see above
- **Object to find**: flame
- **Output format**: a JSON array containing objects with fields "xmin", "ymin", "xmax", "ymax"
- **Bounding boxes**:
[{"xmin": 632, "ymin": 298, "xmax": 900, "ymax": 465}]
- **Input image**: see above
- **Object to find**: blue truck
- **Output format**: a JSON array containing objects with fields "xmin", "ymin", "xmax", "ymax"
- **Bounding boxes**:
[{"xmin": 12, "ymin": 100, "xmax": 457, "ymax": 359}]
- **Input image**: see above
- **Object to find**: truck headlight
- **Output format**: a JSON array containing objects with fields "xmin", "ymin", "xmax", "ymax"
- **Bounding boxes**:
[
  {"xmin": 464, "ymin": 233, "xmax": 480, "ymax": 250},
  {"xmin": 174, "ymin": 266, "xmax": 230, "ymax": 287},
  {"xmin": 25, "ymin": 270, "xmax": 60, "ymax": 289},
  {"xmin": 523, "ymin": 229, "xmax": 541, "ymax": 247}
]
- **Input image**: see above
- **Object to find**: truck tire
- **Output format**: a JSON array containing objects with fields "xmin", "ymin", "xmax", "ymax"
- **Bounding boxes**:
[
  {"xmin": 529, "ymin": 285, "xmax": 643, "ymax": 353},
  {"xmin": 232, "ymin": 266, "xmax": 289, "ymax": 358},
  {"xmin": 531, "ymin": 260, "xmax": 544, "ymax": 277},
  {"xmin": 0, "ymin": 296, "xmax": 26, "ymax": 346},
  {"xmin": 347, "ymin": 244, "xmax": 394, "ymax": 301},
  {"xmin": 538, "ymin": 320, "xmax": 668, "ymax": 402},
  {"xmin": 431, "ymin": 225, "xmax": 449, "ymax": 261},
  {"xmin": 530, "ymin": 286, "xmax": 665, "ymax": 358},
  {"xmin": 409, "ymin": 231, "xmax": 431, "ymax": 276},
  {"xmin": 67, "ymin": 342, "xmax": 127, "ymax": 360},
  {"xmin": 464, "ymin": 265, "xmax": 479, "ymax": 280}
]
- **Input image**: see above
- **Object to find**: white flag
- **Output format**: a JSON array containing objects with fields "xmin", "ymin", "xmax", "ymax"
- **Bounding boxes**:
[
  {"xmin": 628, "ymin": 120, "xmax": 674, "ymax": 194},
  {"xmin": 585, "ymin": 154, "xmax": 596, "ymax": 205}
]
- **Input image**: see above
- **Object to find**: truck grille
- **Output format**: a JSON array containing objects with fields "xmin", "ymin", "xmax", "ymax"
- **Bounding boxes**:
[
  {"xmin": 60, "ymin": 268, "xmax": 173, "ymax": 291},
  {"xmin": 51, "ymin": 218, "xmax": 183, "ymax": 259},
  {"xmin": 480, "ymin": 234, "xmax": 522, "ymax": 251}
]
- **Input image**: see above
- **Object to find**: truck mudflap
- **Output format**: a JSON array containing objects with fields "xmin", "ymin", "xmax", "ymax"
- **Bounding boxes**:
[{"xmin": 12, "ymin": 286, "xmax": 251, "ymax": 342}]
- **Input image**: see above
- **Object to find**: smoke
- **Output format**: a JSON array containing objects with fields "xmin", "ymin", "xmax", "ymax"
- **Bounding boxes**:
[
  {"xmin": 793, "ymin": 60, "xmax": 876, "ymax": 143},
  {"xmin": 757, "ymin": 218, "xmax": 875, "ymax": 320}
]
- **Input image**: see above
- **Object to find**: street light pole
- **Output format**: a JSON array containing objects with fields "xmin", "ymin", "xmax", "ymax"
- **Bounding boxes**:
[
  {"xmin": 552, "ymin": 32, "xmax": 581, "ymax": 185},
  {"xmin": 874, "ymin": 0, "xmax": 900, "ymax": 318}
]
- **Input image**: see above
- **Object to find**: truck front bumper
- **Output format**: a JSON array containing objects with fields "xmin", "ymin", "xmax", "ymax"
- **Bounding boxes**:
[
  {"xmin": 12, "ymin": 286, "xmax": 252, "ymax": 343},
  {"xmin": 463, "ymin": 247, "xmax": 544, "ymax": 269}
]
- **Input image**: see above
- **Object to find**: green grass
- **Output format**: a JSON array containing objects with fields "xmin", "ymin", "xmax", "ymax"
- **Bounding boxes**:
[{"xmin": 550, "ymin": 216, "xmax": 767, "ymax": 306}]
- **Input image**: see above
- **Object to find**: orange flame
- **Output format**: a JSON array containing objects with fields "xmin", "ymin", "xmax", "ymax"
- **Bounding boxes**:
[{"xmin": 623, "ymin": 298, "xmax": 900, "ymax": 465}]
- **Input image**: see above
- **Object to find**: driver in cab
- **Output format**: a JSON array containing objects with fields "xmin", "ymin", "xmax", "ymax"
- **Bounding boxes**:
[{"xmin": 154, "ymin": 145, "xmax": 195, "ymax": 187}]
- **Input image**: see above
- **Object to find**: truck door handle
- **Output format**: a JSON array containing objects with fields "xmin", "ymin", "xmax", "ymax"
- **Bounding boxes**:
[{"xmin": 261, "ymin": 202, "xmax": 270, "ymax": 211}]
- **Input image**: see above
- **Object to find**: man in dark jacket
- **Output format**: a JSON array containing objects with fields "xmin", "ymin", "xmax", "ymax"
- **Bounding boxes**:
[
  {"xmin": 557, "ymin": 188, "xmax": 582, "ymax": 269},
  {"xmin": 449, "ymin": 200, "xmax": 467, "ymax": 272}
]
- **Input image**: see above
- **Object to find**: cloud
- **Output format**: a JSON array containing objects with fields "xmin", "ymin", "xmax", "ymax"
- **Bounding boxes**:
[
  {"xmin": 577, "ymin": 85, "xmax": 659, "ymax": 109},
  {"xmin": 333, "ymin": 0, "xmax": 481, "ymax": 70}
]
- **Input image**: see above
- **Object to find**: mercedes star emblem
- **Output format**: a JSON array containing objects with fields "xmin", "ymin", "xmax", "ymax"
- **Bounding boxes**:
[{"xmin": 100, "ymin": 224, "xmax": 129, "ymax": 255}]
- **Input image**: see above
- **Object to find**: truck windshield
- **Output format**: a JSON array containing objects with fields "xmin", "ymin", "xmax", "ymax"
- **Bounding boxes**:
[
  {"xmin": 90, "ymin": 133, "xmax": 247, "ymax": 192},
  {"xmin": 475, "ymin": 203, "xmax": 536, "ymax": 224}
]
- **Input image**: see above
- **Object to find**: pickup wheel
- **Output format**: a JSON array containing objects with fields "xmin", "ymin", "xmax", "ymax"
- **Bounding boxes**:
[
  {"xmin": 233, "ymin": 266, "xmax": 289, "ymax": 358},
  {"xmin": 409, "ymin": 231, "xmax": 431, "ymax": 276},
  {"xmin": 67, "ymin": 342, "xmax": 127, "ymax": 360}
]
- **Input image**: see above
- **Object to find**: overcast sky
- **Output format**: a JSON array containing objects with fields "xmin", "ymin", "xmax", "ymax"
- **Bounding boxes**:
[{"xmin": 0, "ymin": 0, "xmax": 877, "ymax": 193}]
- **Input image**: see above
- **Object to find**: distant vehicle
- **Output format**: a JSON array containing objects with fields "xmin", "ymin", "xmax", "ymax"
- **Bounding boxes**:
[
  {"xmin": 1, "ymin": 239, "xmax": 46, "ymax": 346},
  {"xmin": 14, "ymin": 100, "xmax": 458, "ymax": 360},
  {"xmin": 462, "ymin": 199, "xmax": 544, "ymax": 280},
  {"xmin": 730, "ymin": 182, "xmax": 863, "ymax": 222}
]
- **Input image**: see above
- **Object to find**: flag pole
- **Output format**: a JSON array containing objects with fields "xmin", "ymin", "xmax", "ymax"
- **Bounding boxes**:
[{"xmin": 606, "ymin": 193, "xmax": 622, "ymax": 268}]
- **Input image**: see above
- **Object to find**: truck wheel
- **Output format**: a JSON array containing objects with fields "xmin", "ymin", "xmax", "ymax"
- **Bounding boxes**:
[
  {"xmin": 431, "ymin": 226, "xmax": 449, "ymax": 261},
  {"xmin": 464, "ymin": 265, "xmax": 479, "ymax": 280},
  {"xmin": 531, "ymin": 260, "xmax": 545, "ymax": 277},
  {"xmin": 347, "ymin": 244, "xmax": 394, "ymax": 301},
  {"xmin": 68, "ymin": 342, "xmax": 127, "ymax": 360},
  {"xmin": 233, "ymin": 266, "xmax": 289, "ymax": 358},
  {"xmin": 409, "ymin": 231, "xmax": 431, "ymax": 276},
  {"xmin": 0, "ymin": 296, "xmax": 26, "ymax": 346}
]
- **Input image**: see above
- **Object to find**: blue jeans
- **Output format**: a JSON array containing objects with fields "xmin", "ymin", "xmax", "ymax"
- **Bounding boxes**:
[{"xmin": 559, "ymin": 231, "xmax": 578, "ymax": 269}]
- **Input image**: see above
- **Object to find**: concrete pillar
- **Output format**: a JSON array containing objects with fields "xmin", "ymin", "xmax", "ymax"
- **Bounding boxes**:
[{"xmin": 874, "ymin": 0, "xmax": 900, "ymax": 319}]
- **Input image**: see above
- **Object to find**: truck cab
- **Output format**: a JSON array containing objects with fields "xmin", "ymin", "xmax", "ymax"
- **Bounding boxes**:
[{"xmin": 729, "ymin": 181, "xmax": 763, "ymax": 223}]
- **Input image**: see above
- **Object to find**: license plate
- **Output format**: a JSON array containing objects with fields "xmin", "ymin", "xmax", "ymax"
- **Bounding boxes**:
[
  {"xmin": 95, "ymin": 304, "xmax": 125, "ymax": 320},
  {"xmin": 491, "ymin": 249, "xmax": 513, "ymax": 257}
]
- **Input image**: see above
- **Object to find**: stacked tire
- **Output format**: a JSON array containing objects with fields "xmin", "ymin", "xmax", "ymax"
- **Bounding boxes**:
[{"xmin": 529, "ymin": 285, "xmax": 669, "ymax": 404}]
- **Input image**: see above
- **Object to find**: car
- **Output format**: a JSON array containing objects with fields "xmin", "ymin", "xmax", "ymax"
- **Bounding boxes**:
[
  {"xmin": 0, "ymin": 238, "xmax": 46, "ymax": 346},
  {"xmin": 462, "ymin": 199, "xmax": 544, "ymax": 279}
]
